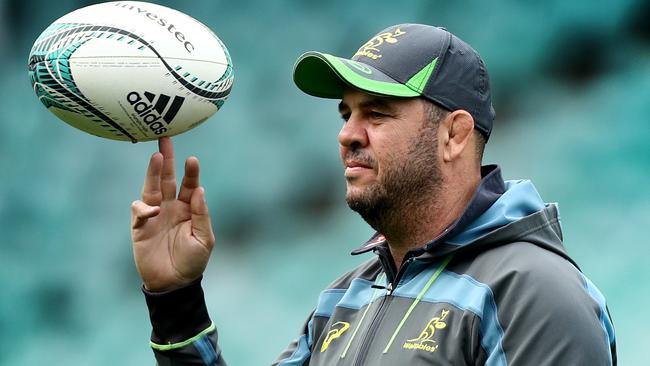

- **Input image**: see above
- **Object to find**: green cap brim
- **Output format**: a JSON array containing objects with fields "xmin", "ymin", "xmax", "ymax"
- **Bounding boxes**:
[{"xmin": 293, "ymin": 51, "xmax": 421, "ymax": 99}]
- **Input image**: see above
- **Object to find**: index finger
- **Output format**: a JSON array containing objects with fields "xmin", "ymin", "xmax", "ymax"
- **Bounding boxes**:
[{"xmin": 158, "ymin": 137, "xmax": 177, "ymax": 200}]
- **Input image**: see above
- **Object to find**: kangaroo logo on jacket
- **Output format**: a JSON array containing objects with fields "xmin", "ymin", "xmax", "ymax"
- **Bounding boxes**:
[
  {"xmin": 320, "ymin": 321, "xmax": 350, "ymax": 352},
  {"xmin": 402, "ymin": 309, "xmax": 449, "ymax": 352}
]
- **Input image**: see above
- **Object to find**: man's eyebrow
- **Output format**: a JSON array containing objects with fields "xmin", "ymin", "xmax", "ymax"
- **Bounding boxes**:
[
  {"xmin": 358, "ymin": 98, "xmax": 397, "ymax": 113},
  {"xmin": 338, "ymin": 97, "xmax": 398, "ymax": 114}
]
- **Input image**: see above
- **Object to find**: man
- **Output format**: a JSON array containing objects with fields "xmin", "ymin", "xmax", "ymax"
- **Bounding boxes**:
[{"xmin": 131, "ymin": 24, "xmax": 616, "ymax": 365}]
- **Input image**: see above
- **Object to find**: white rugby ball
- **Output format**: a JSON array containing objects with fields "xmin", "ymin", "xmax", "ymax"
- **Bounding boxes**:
[{"xmin": 28, "ymin": 1, "xmax": 233, "ymax": 142}]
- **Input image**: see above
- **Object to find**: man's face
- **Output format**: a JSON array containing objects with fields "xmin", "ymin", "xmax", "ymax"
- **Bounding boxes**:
[{"xmin": 338, "ymin": 89, "xmax": 443, "ymax": 223}]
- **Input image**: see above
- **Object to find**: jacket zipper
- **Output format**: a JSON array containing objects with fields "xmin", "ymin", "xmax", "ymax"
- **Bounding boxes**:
[
  {"xmin": 351, "ymin": 290, "xmax": 391, "ymax": 366},
  {"xmin": 390, "ymin": 257, "xmax": 415, "ymax": 294},
  {"xmin": 350, "ymin": 258, "xmax": 415, "ymax": 366}
]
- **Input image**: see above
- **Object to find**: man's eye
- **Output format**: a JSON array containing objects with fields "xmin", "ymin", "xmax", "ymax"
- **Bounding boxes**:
[
  {"xmin": 369, "ymin": 111, "xmax": 386, "ymax": 119},
  {"xmin": 340, "ymin": 113, "xmax": 351, "ymax": 122}
]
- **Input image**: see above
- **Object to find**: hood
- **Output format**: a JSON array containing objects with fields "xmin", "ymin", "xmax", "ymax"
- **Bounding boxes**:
[
  {"xmin": 446, "ymin": 179, "xmax": 546, "ymax": 246},
  {"xmin": 352, "ymin": 165, "xmax": 577, "ymax": 268}
]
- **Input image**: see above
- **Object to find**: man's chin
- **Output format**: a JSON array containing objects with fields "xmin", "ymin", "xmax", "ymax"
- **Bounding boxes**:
[
  {"xmin": 345, "ymin": 186, "xmax": 368, "ymax": 204},
  {"xmin": 345, "ymin": 186, "xmax": 380, "ymax": 212},
  {"xmin": 345, "ymin": 187, "xmax": 389, "ymax": 230},
  {"xmin": 346, "ymin": 195, "xmax": 371, "ymax": 214}
]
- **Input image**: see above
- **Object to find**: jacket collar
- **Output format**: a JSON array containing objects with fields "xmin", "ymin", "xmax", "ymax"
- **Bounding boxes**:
[{"xmin": 351, "ymin": 164, "xmax": 505, "ymax": 255}]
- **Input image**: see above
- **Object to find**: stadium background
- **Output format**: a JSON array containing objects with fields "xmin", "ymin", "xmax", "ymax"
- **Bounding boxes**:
[{"xmin": 1, "ymin": 0, "xmax": 648, "ymax": 364}]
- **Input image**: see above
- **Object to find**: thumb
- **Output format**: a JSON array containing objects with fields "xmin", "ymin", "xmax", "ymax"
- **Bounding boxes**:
[
  {"xmin": 131, "ymin": 200, "xmax": 160, "ymax": 229},
  {"xmin": 190, "ymin": 187, "xmax": 215, "ymax": 249}
]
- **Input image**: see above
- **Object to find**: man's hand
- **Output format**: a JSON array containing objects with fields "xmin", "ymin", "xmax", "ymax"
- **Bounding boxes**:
[{"xmin": 131, "ymin": 137, "xmax": 215, "ymax": 292}]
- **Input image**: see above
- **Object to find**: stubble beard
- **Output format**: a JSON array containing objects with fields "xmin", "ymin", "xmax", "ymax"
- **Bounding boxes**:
[{"xmin": 345, "ymin": 124, "xmax": 443, "ymax": 235}]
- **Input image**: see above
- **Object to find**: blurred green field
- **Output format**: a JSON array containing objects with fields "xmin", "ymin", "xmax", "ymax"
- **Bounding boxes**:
[{"xmin": 1, "ymin": 0, "xmax": 648, "ymax": 364}]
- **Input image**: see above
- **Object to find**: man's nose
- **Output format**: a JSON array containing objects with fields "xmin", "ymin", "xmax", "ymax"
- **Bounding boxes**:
[{"xmin": 338, "ymin": 115, "xmax": 369, "ymax": 149}]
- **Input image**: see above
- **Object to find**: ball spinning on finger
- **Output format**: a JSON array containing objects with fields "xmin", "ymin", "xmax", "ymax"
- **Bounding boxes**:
[{"xmin": 28, "ymin": 1, "xmax": 234, "ymax": 143}]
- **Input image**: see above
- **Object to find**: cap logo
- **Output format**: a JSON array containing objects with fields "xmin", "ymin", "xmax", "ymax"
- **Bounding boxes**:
[{"xmin": 354, "ymin": 28, "xmax": 406, "ymax": 60}]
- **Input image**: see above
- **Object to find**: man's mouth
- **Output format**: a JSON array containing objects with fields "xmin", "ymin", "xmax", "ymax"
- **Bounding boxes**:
[
  {"xmin": 345, "ymin": 160, "xmax": 372, "ymax": 169},
  {"xmin": 344, "ymin": 160, "xmax": 374, "ymax": 177}
]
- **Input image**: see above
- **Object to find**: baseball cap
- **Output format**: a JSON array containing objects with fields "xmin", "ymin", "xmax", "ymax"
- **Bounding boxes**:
[{"xmin": 293, "ymin": 24, "xmax": 495, "ymax": 140}]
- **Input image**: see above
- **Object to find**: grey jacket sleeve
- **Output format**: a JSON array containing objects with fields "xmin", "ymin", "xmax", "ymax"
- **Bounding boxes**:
[
  {"xmin": 480, "ymin": 243, "xmax": 617, "ymax": 365},
  {"xmin": 143, "ymin": 278, "xmax": 227, "ymax": 365}
]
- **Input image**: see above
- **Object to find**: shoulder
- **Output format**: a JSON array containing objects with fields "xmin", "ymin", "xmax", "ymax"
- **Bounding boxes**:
[
  {"xmin": 456, "ymin": 241, "xmax": 586, "ymax": 297},
  {"xmin": 449, "ymin": 241, "xmax": 615, "ymax": 365}
]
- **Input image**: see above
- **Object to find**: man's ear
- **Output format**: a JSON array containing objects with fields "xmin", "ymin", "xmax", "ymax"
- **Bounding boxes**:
[{"xmin": 440, "ymin": 110, "xmax": 475, "ymax": 163}]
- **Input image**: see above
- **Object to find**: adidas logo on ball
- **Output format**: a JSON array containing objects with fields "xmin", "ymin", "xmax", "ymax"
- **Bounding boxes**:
[{"xmin": 127, "ymin": 91, "xmax": 185, "ymax": 135}]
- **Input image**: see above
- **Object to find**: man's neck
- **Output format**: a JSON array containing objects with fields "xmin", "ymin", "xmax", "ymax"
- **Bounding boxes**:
[{"xmin": 384, "ymin": 176, "xmax": 480, "ymax": 270}]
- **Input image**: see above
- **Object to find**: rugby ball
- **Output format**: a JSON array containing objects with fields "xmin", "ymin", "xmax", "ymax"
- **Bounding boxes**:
[{"xmin": 28, "ymin": 1, "xmax": 233, "ymax": 143}]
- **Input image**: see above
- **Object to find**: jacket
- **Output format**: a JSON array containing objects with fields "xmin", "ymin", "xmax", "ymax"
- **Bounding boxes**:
[{"xmin": 143, "ymin": 165, "xmax": 617, "ymax": 365}]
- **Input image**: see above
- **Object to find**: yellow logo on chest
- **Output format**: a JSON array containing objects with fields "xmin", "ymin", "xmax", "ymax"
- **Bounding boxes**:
[
  {"xmin": 403, "ymin": 309, "xmax": 449, "ymax": 353},
  {"xmin": 320, "ymin": 321, "xmax": 350, "ymax": 352}
]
